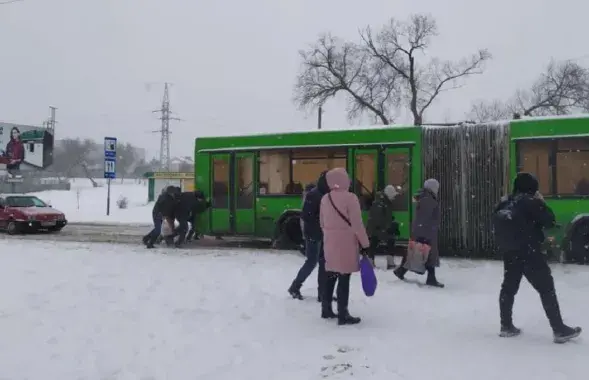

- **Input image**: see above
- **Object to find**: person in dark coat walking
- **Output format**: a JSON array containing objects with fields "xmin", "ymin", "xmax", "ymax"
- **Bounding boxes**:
[
  {"xmin": 394, "ymin": 178, "xmax": 444, "ymax": 287},
  {"xmin": 366, "ymin": 185, "xmax": 400, "ymax": 269},
  {"xmin": 288, "ymin": 172, "xmax": 332, "ymax": 302},
  {"xmin": 143, "ymin": 186, "xmax": 180, "ymax": 248},
  {"xmin": 299, "ymin": 183, "xmax": 316, "ymax": 255},
  {"xmin": 493, "ymin": 172, "xmax": 581, "ymax": 343}
]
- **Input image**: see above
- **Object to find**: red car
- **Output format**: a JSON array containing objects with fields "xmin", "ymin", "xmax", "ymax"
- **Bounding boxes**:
[{"xmin": 0, "ymin": 194, "xmax": 67, "ymax": 234}]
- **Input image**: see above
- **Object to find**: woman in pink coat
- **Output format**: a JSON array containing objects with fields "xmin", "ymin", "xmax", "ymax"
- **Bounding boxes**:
[{"xmin": 320, "ymin": 168, "xmax": 370, "ymax": 325}]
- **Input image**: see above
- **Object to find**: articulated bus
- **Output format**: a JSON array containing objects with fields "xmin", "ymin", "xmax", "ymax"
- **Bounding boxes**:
[{"xmin": 194, "ymin": 115, "xmax": 589, "ymax": 263}]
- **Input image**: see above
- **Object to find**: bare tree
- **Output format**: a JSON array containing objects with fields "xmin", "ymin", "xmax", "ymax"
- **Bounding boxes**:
[
  {"xmin": 294, "ymin": 34, "xmax": 400, "ymax": 124},
  {"xmin": 360, "ymin": 14, "xmax": 491, "ymax": 125},
  {"xmin": 469, "ymin": 60, "xmax": 589, "ymax": 122},
  {"xmin": 467, "ymin": 99, "xmax": 515, "ymax": 123}
]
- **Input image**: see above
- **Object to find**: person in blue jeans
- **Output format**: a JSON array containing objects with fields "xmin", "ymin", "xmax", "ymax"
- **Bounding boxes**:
[{"xmin": 288, "ymin": 171, "xmax": 335, "ymax": 302}]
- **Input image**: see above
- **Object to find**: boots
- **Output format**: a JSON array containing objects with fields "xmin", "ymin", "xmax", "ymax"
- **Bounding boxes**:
[
  {"xmin": 336, "ymin": 274, "xmax": 360, "ymax": 325},
  {"xmin": 288, "ymin": 280, "xmax": 303, "ymax": 300},
  {"xmin": 499, "ymin": 324, "xmax": 522, "ymax": 338},
  {"xmin": 393, "ymin": 266, "xmax": 407, "ymax": 280},
  {"xmin": 553, "ymin": 325, "xmax": 582, "ymax": 344},
  {"xmin": 321, "ymin": 273, "xmax": 338, "ymax": 319},
  {"xmin": 426, "ymin": 267, "xmax": 444, "ymax": 288}
]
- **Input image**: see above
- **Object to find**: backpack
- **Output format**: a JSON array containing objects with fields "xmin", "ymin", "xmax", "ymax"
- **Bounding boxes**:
[{"xmin": 492, "ymin": 195, "xmax": 525, "ymax": 252}]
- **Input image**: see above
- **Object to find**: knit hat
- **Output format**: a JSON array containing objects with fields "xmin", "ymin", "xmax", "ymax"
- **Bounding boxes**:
[
  {"xmin": 424, "ymin": 178, "xmax": 440, "ymax": 195},
  {"xmin": 384, "ymin": 185, "xmax": 398, "ymax": 200}
]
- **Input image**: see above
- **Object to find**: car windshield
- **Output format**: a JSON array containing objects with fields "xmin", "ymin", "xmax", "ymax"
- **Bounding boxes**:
[{"xmin": 5, "ymin": 196, "xmax": 47, "ymax": 208}]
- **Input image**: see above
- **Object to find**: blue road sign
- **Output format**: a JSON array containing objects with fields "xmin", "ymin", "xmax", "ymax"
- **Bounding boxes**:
[{"xmin": 104, "ymin": 136, "xmax": 117, "ymax": 179}]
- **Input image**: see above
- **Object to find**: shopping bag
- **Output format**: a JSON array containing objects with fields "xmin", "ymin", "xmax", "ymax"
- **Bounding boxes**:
[
  {"xmin": 360, "ymin": 255, "xmax": 377, "ymax": 297},
  {"xmin": 161, "ymin": 218, "xmax": 174, "ymax": 237},
  {"xmin": 403, "ymin": 241, "xmax": 431, "ymax": 275}
]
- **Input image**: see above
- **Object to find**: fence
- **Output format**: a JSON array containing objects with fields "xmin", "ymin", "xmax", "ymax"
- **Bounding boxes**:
[{"xmin": 422, "ymin": 122, "xmax": 510, "ymax": 258}]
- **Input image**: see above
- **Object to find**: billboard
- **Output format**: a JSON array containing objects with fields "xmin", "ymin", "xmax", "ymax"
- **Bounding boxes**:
[{"xmin": 0, "ymin": 122, "xmax": 54, "ymax": 180}]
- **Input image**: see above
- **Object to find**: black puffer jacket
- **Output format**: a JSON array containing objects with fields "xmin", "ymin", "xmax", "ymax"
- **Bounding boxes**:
[
  {"xmin": 177, "ymin": 191, "xmax": 211, "ymax": 221},
  {"xmin": 301, "ymin": 171, "xmax": 329, "ymax": 241},
  {"xmin": 493, "ymin": 172, "xmax": 556, "ymax": 253},
  {"xmin": 153, "ymin": 191, "xmax": 177, "ymax": 219}
]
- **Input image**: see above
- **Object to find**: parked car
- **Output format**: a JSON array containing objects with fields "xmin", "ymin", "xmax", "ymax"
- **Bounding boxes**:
[{"xmin": 0, "ymin": 194, "xmax": 67, "ymax": 234}]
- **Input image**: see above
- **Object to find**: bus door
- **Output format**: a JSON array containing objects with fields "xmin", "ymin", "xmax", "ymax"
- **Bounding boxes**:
[
  {"xmin": 232, "ymin": 152, "xmax": 256, "ymax": 235},
  {"xmin": 352, "ymin": 148, "xmax": 379, "ymax": 219},
  {"xmin": 210, "ymin": 153, "xmax": 231, "ymax": 233},
  {"xmin": 383, "ymin": 147, "xmax": 412, "ymax": 240}
]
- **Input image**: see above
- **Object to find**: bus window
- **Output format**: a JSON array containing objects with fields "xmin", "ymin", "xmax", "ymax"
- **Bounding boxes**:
[
  {"xmin": 212, "ymin": 157, "xmax": 230, "ymax": 208},
  {"xmin": 259, "ymin": 150, "xmax": 291, "ymax": 195},
  {"xmin": 292, "ymin": 148, "xmax": 346, "ymax": 191},
  {"xmin": 355, "ymin": 153, "xmax": 376, "ymax": 210},
  {"xmin": 386, "ymin": 151, "xmax": 410, "ymax": 211},
  {"xmin": 236, "ymin": 155, "xmax": 254, "ymax": 208},
  {"xmin": 556, "ymin": 137, "xmax": 589, "ymax": 196},
  {"xmin": 517, "ymin": 140, "xmax": 552, "ymax": 195}
]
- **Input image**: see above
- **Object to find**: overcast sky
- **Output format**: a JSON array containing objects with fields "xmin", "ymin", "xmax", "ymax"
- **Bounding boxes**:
[{"xmin": 0, "ymin": 0, "xmax": 586, "ymax": 159}]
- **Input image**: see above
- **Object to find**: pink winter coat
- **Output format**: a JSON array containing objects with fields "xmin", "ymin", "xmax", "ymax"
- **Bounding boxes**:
[{"xmin": 320, "ymin": 168, "xmax": 370, "ymax": 274}]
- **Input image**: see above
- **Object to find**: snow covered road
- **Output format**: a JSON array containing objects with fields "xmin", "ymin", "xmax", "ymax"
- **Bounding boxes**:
[
  {"xmin": 0, "ymin": 240, "xmax": 587, "ymax": 379},
  {"xmin": 0, "ymin": 223, "xmax": 272, "ymax": 249}
]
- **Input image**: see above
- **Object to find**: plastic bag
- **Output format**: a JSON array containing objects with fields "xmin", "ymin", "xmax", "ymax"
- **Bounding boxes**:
[
  {"xmin": 403, "ymin": 240, "xmax": 431, "ymax": 275},
  {"xmin": 161, "ymin": 218, "xmax": 174, "ymax": 237}
]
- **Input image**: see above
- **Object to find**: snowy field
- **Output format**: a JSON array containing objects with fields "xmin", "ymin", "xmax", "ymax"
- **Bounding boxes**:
[
  {"xmin": 0, "ymin": 240, "xmax": 586, "ymax": 380},
  {"xmin": 30, "ymin": 178, "xmax": 152, "ymax": 224}
]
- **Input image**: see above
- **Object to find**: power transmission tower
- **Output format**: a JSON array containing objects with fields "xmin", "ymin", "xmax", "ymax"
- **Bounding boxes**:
[
  {"xmin": 43, "ymin": 106, "xmax": 57, "ymax": 135},
  {"xmin": 152, "ymin": 83, "xmax": 180, "ymax": 171}
]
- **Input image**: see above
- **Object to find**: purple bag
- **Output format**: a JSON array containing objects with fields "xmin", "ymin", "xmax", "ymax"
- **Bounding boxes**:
[{"xmin": 360, "ymin": 255, "xmax": 377, "ymax": 297}]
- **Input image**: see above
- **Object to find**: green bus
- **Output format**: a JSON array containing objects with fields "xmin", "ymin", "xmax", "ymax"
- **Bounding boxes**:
[{"xmin": 194, "ymin": 115, "xmax": 589, "ymax": 263}]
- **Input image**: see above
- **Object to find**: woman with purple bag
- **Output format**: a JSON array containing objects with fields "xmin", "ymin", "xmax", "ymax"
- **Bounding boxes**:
[{"xmin": 320, "ymin": 168, "xmax": 370, "ymax": 325}]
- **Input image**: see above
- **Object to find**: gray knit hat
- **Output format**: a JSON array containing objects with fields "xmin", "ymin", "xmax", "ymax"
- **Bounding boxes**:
[{"xmin": 424, "ymin": 178, "xmax": 440, "ymax": 195}]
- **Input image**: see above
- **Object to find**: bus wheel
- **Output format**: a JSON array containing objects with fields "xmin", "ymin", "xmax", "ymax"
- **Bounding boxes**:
[
  {"xmin": 274, "ymin": 215, "xmax": 303, "ymax": 250},
  {"xmin": 569, "ymin": 223, "xmax": 589, "ymax": 264}
]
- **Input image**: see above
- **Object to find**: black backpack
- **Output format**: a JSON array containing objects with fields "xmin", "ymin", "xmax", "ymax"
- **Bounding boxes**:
[{"xmin": 492, "ymin": 195, "xmax": 525, "ymax": 252}]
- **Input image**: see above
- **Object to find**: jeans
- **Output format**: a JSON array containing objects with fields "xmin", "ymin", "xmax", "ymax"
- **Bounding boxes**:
[
  {"xmin": 294, "ymin": 238, "xmax": 326, "ymax": 293},
  {"xmin": 146, "ymin": 214, "xmax": 163, "ymax": 244}
]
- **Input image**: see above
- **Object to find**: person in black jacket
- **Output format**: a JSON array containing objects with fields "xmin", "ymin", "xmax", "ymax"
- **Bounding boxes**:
[
  {"xmin": 288, "ymin": 171, "xmax": 334, "ymax": 305},
  {"xmin": 493, "ymin": 172, "xmax": 581, "ymax": 343},
  {"xmin": 174, "ymin": 190, "xmax": 211, "ymax": 245},
  {"xmin": 143, "ymin": 186, "xmax": 180, "ymax": 248},
  {"xmin": 186, "ymin": 190, "xmax": 211, "ymax": 241}
]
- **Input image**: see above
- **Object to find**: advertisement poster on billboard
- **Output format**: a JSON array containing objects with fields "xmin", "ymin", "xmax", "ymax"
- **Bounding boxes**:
[{"xmin": 0, "ymin": 122, "xmax": 54, "ymax": 182}]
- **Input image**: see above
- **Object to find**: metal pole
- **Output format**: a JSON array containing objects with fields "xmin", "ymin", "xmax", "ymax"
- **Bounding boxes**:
[
  {"xmin": 317, "ymin": 106, "xmax": 322, "ymax": 130},
  {"xmin": 106, "ymin": 179, "xmax": 111, "ymax": 216}
]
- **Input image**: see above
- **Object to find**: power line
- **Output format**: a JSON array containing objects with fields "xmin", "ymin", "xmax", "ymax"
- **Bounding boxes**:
[
  {"xmin": 0, "ymin": 0, "xmax": 24, "ymax": 4},
  {"xmin": 151, "ymin": 83, "xmax": 181, "ymax": 171}
]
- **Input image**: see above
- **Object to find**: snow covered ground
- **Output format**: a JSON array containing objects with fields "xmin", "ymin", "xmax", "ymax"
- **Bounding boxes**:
[
  {"xmin": 30, "ymin": 178, "xmax": 152, "ymax": 224},
  {"xmin": 0, "ymin": 240, "xmax": 586, "ymax": 380}
]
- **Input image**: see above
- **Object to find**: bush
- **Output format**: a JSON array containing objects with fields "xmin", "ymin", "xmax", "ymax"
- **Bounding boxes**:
[{"xmin": 116, "ymin": 195, "xmax": 129, "ymax": 209}]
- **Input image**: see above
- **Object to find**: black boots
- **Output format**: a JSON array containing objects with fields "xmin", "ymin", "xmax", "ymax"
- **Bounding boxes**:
[
  {"xmin": 426, "ymin": 267, "xmax": 444, "ymax": 288},
  {"xmin": 393, "ymin": 266, "xmax": 407, "ymax": 280},
  {"xmin": 321, "ymin": 273, "xmax": 338, "ymax": 319},
  {"xmin": 321, "ymin": 272, "xmax": 360, "ymax": 325},
  {"xmin": 336, "ymin": 274, "xmax": 360, "ymax": 325},
  {"xmin": 553, "ymin": 325, "xmax": 582, "ymax": 344},
  {"xmin": 499, "ymin": 324, "xmax": 522, "ymax": 338},
  {"xmin": 288, "ymin": 281, "xmax": 303, "ymax": 300}
]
